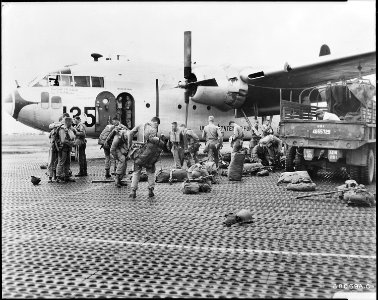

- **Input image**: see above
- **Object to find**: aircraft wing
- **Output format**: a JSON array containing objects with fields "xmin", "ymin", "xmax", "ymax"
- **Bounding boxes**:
[{"xmin": 240, "ymin": 51, "xmax": 376, "ymax": 89}]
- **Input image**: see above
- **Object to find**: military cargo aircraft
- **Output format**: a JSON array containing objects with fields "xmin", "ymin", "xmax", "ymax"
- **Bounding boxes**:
[{"xmin": 4, "ymin": 32, "xmax": 376, "ymax": 140}]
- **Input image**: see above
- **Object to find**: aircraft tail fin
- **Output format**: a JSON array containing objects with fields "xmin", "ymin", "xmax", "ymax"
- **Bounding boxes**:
[{"xmin": 319, "ymin": 44, "xmax": 331, "ymax": 57}]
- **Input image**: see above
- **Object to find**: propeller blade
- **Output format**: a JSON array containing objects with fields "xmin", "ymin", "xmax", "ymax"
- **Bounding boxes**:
[
  {"xmin": 186, "ymin": 78, "xmax": 218, "ymax": 88},
  {"xmin": 184, "ymin": 31, "xmax": 191, "ymax": 79}
]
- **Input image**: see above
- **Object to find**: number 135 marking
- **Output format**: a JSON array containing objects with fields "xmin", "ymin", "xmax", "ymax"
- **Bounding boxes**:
[{"xmin": 63, "ymin": 106, "xmax": 96, "ymax": 127}]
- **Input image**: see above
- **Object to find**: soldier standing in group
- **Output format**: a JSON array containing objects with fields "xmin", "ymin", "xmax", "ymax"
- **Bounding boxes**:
[
  {"xmin": 249, "ymin": 122, "xmax": 261, "ymax": 155},
  {"xmin": 261, "ymin": 119, "xmax": 274, "ymax": 137},
  {"xmin": 167, "ymin": 122, "xmax": 184, "ymax": 169},
  {"xmin": 47, "ymin": 115, "xmax": 65, "ymax": 182},
  {"xmin": 229, "ymin": 120, "xmax": 244, "ymax": 153},
  {"xmin": 202, "ymin": 116, "xmax": 223, "ymax": 167},
  {"xmin": 56, "ymin": 115, "xmax": 76, "ymax": 183},
  {"xmin": 73, "ymin": 116, "xmax": 88, "ymax": 177},
  {"xmin": 102, "ymin": 116, "xmax": 127, "ymax": 178},
  {"xmin": 110, "ymin": 128, "xmax": 130, "ymax": 188},
  {"xmin": 179, "ymin": 123, "xmax": 200, "ymax": 168},
  {"xmin": 128, "ymin": 116, "xmax": 163, "ymax": 198}
]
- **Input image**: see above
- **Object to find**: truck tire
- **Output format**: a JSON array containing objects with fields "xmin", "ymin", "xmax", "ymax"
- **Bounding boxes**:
[
  {"xmin": 360, "ymin": 148, "xmax": 375, "ymax": 185},
  {"xmin": 349, "ymin": 166, "xmax": 361, "ymax": 183},
  {"xmin": 294, "ymin": 147, "xmax": 306, "ymax": 171},
  {"xmin": 285, "ymin": 146, "xmax": 296, "ymax": 171}
]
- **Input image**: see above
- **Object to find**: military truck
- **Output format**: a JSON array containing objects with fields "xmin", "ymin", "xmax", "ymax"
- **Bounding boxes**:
[{"xmin": 279, "ymin": 82, "xmax": 376, "ymax": 185}]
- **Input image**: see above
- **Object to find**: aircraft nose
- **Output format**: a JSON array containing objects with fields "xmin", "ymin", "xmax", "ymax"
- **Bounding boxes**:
[{"xmin": 4, "ymin": 92, "xmax": 14, "ymax": 118}]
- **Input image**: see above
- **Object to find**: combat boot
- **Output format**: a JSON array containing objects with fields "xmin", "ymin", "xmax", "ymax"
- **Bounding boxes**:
[
  {"xmin": 105, "ymin": 169, "xmax": 111, "ymax": 178},
  {"xmin": 148, "ymin": 187, "xmax": 155, "ymax": 197},
  {"xmin": 65, "ymin": 177, "xmax": 76, "ymax": 183},
  {"xmin": 56, "ymin": 177, "xmax": 66, "ymax": 183},
  {"xmin": 115, "ymin": 175, "xmax": 122, "ymax": 188},
  {"xmin": 48, "ymin": 177, "xmax": 53, "ymax": 183},
  {"xmin": 129, "ymin": 189, "xmax": 136, "ymax": 198},
  {"xmin": 52, "ymin": 171, "xmax": 57, "ymax": 181}
]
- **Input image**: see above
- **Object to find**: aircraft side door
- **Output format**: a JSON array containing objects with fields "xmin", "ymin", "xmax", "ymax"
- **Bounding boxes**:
[{"xmin": 95, "ymin": 91, "xmax": 116, "ymax": 133}]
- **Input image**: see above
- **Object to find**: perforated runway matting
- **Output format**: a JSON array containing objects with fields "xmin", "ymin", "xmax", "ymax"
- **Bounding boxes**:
[{"xmin": 2, "ymin": 151, "xmax": 376, "ymax": 298}]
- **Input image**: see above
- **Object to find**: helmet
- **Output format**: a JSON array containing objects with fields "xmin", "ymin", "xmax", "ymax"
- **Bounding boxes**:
[{"xmin": 31, "ymin": 176, "xmax": 41, "ymax": 185}]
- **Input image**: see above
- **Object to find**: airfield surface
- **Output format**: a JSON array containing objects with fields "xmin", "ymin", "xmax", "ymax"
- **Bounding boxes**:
[{"xmin": 2, "ymin": 136, "xmax": 376, "ymax": 298}]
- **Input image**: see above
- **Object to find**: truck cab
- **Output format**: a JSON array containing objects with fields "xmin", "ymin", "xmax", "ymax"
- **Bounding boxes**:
[{"xmin": 279, "ymin": 82, "xmax": 376, "ymax": 184}]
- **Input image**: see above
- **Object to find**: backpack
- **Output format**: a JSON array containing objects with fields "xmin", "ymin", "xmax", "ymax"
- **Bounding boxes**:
[
  {"xmin": 51, "ymin": 124, "xmax": 64, "ymax": 150},
  {"xmin": 170, "ymin": 169, "xmax": 188, "ymax": 182},
  {"xmin": 98, "ymin": 125, "xmax": 115, "ymax": 147},
  {"xmin": 155, "ymin": 170, "xmax": 170, "ymax": 183},
  {"xmin": 181, "ymin": 182, "xmax": 200, "ymax": 194}
]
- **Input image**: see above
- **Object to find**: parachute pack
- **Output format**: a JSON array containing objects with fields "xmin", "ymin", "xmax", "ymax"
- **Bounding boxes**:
[{"xmin": 98, "ymin": 125, "xmax": 115, "ymax": 147}]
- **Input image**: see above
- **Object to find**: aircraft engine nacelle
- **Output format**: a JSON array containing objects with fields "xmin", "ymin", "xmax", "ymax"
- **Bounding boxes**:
[{"xmin": 191, "ymin": 81, "xmax": 248, "ymax": 112}]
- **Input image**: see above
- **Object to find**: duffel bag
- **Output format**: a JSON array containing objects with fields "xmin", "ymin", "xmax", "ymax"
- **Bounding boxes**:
[
  {"xmin": 199, "ymin": 183, "xmax": 211, "ymax": 193},
  {"xmin": 155, "ymin": 170, "xmax": 170, "ymax": 183},
  {"xmin": 181, "ymin": 182, "xmax": 200, "ymax": 194},
  {"xmin": 228, "ymin": 152, "xmax": 245, "ymax": 181},
  {"xmin": 203, "ymin": 161, "xmax": 217, "ymax": 175},
  {"xmin": 344, "ymin": 190, "xmax": 375, "ymax": 207},
  {"xmin": 278, "ymin": 171, "xmax": 312, "ymax": 185},
  {"xmin": 243, "ymin": 163, "xmax": 263, "ymax": 175},
  {"xmin": 170, "ymin": 169, "xmax": 188, "ymax": 182},
  {"xmin": 134, "ymin": 140, "xmax": 164, "ymax": 168},
  {"xmin": 286, "ymin": 182, "xmax": 316, "ymax": 191}
]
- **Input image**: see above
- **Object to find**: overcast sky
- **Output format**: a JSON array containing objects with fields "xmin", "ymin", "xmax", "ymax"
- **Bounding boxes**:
[{"xmin": 2, "ymin": 1, "xmax": 376, "ymax": 133}]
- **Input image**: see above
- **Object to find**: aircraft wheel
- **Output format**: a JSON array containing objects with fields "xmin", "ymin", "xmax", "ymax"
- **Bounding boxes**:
[
  {"xmin": 360, "ymin": 148, "xmax": 375, "ymax": 185},
  {"xmin": 285, "ymin": 146, "xmax": 296, "ymax": 171}
]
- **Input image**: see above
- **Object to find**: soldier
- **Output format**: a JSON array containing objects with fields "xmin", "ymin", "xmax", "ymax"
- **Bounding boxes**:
[
  {"xmin": 56, "ymin": 115, "xmax": 76, "ymax": 183},
  {"xmin": 179, "ymin": 123, "xmax": 200, "ymax": 168},
  {"xmin": 251, "ymin": 142, "xmax": 270, "ymax": 166},
  {"xmin": 229, "ymin": 120, "xmax": 244, "ymax": 153},
  {"xmin": 261, "ymin": 119, "xmax": 274, "ymax": 137},
  {"xmin": 260, "ymin": 134, "xmax": 283, "ymax": 166},
  {"xmin": 73, "ymin": 116, "xmax": 88, "ymax": 177},
  {"xmin": 102, "ymin": 116, "xmax": 127, "ymax": 178},
  {"xmin": 248, "ymin": 122, "xmax": 261, "ymax": 155},
  {"xmin": 47, "ymin": 115, "xmax": 64, "ymax": 182},
  {"xmin": 128, "ymin": 116, "xmax": 163, "ymax": 198},
  {"xmin": 110, "ymin": 128, "xmax": 130, "ymax": 188},
  {"xmin": 167, "ymin": 122, "xmax": 184, "ymax": 169},
  {"xmin": 202, "ymin": 116, "xmax": 223, "ymax": 167}
]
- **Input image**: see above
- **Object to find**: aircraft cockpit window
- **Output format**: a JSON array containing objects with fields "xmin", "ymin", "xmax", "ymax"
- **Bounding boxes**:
[
  {"xmin": 33, "ymin": 76, "xmax": 49, "ymax": 87},
  {"xmin": 91, "ymin": 76, "xmax": 104, "ymax": 88},
  {"xmin": 74, "ymin": 76, "xmax": 90, "ymax": 87},
  {"xmin": 48, "ymin": 74, "xmax": 59, "ymax": 86},
  {"xmin": 58, "ymin": 75, "xmax": 73, "ymax": 87}
]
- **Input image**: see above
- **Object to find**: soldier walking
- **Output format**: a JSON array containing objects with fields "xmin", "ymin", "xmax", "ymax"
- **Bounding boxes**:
[
  {"xmin": 73, "ymin": 116, "xmax": 88, "ymax": 177},
  {"xmin": 202, "ymin": 116, "xmax": 223, "ymax": 167},
  {"xmin": 56, "ymin": 116, "xmax": 76, "ymax": 183},
  {"xmin": 167, "ymin": 122, "xmax": 184, "ymax": 169},
  {"xmin": 128, "ymin": 117, "xmax": 163, "ymax": 198},
  {"xmin": 110, "ymin": 128, "xmax": 130, "ymax": 188},
  {"xmin": 179, "ymin": 123, "xmax": 200, "ymax": 168},
  {"xmin": 229, "ymin": 120, "xmax": 244, "ymax": 153}
]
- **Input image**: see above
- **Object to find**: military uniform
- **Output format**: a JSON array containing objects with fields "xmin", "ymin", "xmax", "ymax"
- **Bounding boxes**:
[
  {"xmin": 249, "ymin": 124, "xmax": 261, "ymax": 154},
  {"xmin": 74, "ymin": 121, "xmax": 87, "ymax": 175},
  {"xmin": 103, "ymin": 123, "xmax": 127, "ymax": 177},
  {"xmin": 202, "ymin": 123, "xmax": 222, "ymax": 166},
  {"xmin": 261, "ymin": 123, "xmax": 274, "ymax": 137},
  {"xmin": 230, "ymin": 123, "xmax": 244, "ymax": 153},
  {"xmin": 181, "ymin": 128, "xmax": 200, "ymax": 168},
  {"xmin": 47, "ymin": 121, "xmax": 62, "ymax": 181},
  {"xmin": 56, "ymin": 124, "xmax": 76, "ymax": 181},
  {"xmin": 128, "ymin": 122, "xmax": 159, "ymax": 193},
  {"xmin": 260, "ymin": 134, "xmax": 282, "ymax": 165},
  {"xmin": 251, "ymin": 144, "xmax": 270, "ymax": 166},
  {"xmin": 110, "ymin": 129, "xmax": 129, "ymax": 187},
  {"xmin": 168, "ymin": 129, "xmax": 184, "ymax": 168}
]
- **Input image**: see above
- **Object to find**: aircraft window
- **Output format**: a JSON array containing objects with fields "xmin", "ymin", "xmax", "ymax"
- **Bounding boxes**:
[
  {"xmin": 91, "ymin": 76, "xmax": 104, "ymax": 88},
  {"xmin": 33, "ymin": 76, "xmax": 49, "ymax": 87},
  {"xmin": 146, "ymin": 103, "xmax": 150, "ymax": 108},
  {"xmin": 193, "ymin": 105, "xmax": 197, "ymax": 110},
  {"xmin": 60, "ymin": 68, "xmax": 71, "ymax": 74},
  {"xmin": 41, "ymin": 92, "xmax": 49, "ymax": 109},
  {"xmin": 48, "ymin": 75, "xmax": 59, "ymax": 86},
  {"xmin": 207, "ymin": 106, "xmax": 211, "ymax": 110},
  {"xmin": 58, "ymin": 75, "xmax": 73, "ymax": 87},
  {"xmin": 51, "ymin": 96, "xmax": 62, "ymax": 109},
  {"xmin": 74, "ymin": 76, "xmax": 90, "ymax": 87},
  {"xmin": 178, "ymin": 104, "xmax": 182, "ymax": 109}
]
